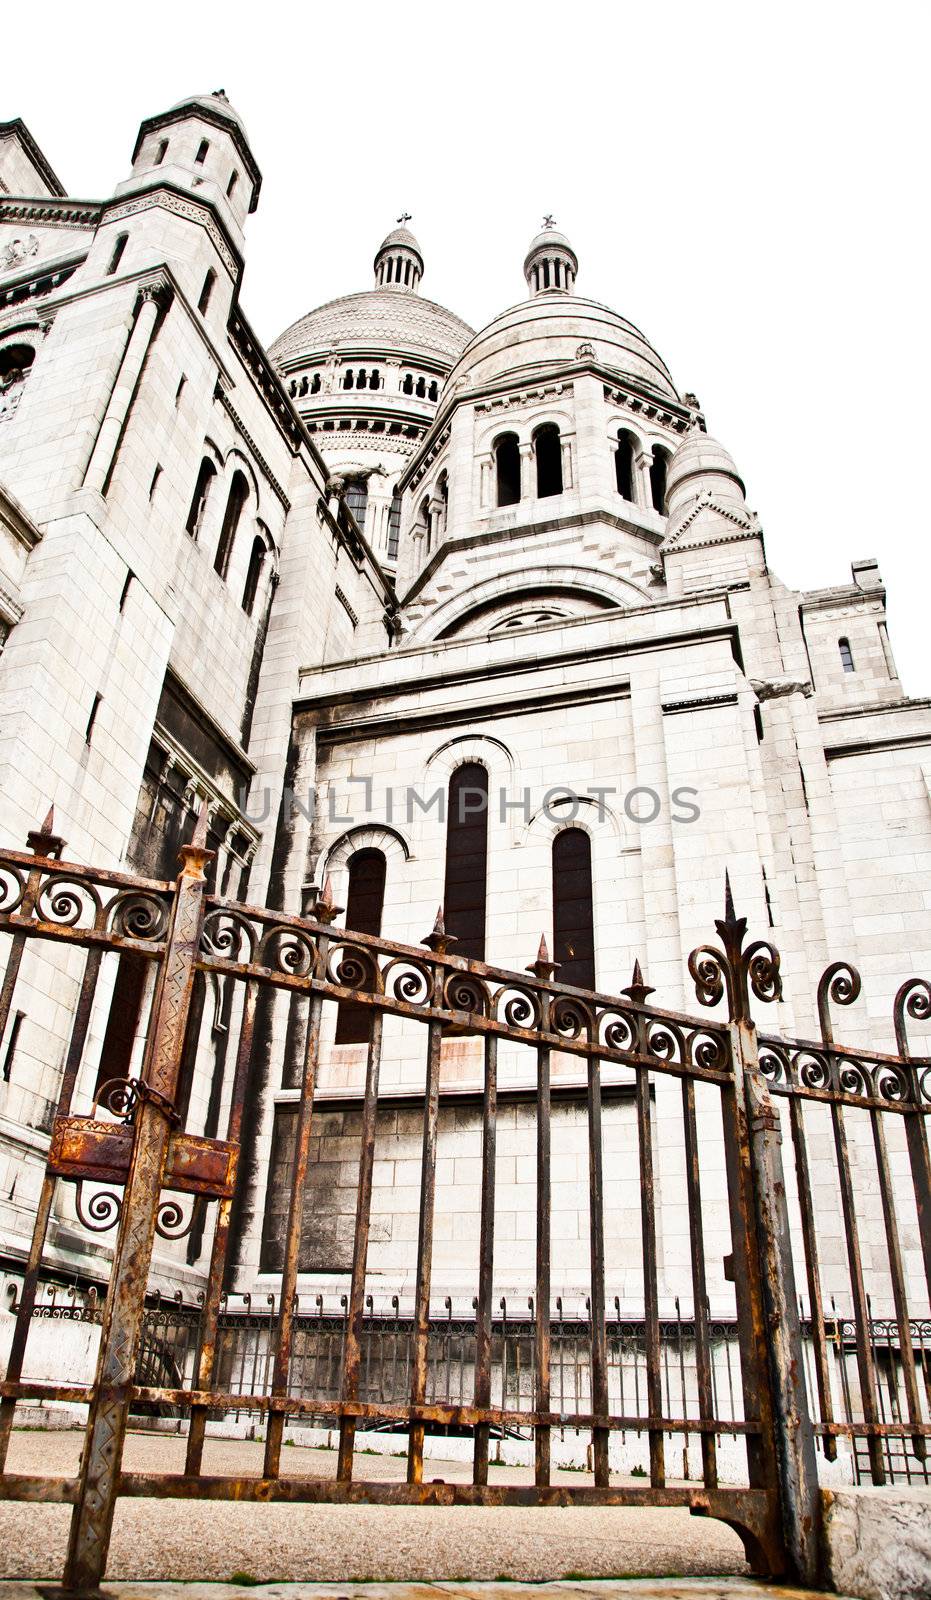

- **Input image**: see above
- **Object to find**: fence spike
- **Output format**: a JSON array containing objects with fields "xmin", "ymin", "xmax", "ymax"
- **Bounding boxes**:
[{"xmin": 622, "ymin": 959, "xmax": 655, "ymax": 1006}]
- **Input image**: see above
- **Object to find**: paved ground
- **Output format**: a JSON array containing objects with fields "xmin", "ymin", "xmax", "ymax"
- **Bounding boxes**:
[
  {"xmin": 0, "ymin": 1585, "xmax": 846, "ymax": 1600},
  {"xmin": 0, "ymin": 1430, "xmax": 760, "ymax": 1585}
]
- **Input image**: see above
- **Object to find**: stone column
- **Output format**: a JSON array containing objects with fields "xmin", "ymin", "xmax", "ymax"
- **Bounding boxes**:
[
  {"xmin": 82, "ymin": 281, "xmax": 171, "ymax": 495},
  {"xmin": 635, "ymin": 449, "xmax": 654, "ymax": 511},
  {"xmin": 477, "ymin": 454, "xmax": 493, "ymax": 510},
  {"xmin": 519, "ymin": 442, "xmax": 534, "ymax": 501}
]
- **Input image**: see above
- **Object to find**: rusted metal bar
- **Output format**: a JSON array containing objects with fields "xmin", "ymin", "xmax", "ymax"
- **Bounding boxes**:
[
  {"xmin": 786, "ymin": 1096, "xmax": 837, "ymax": 1460},
  {"xmin": 741, "ymin": 1039, "xmax": 821, "ymax": 1585},
  {"xmin": 535, "ymin": 1042, "xmax": 551, "ymax": 1487},
  {"xmin": 635, "ymin": 1060, "xmax": 663, "ymax": 1487},
  {"xmin": 407, "ymin": 1017, "xmax": 443, "ymax": 1483},
  {"xmin": 473, "ymin": 1034, "xmax": 497, "ymax": 1485},
  {"xmin": 62, "ymin": 814, "xmax": 212, "ymax": 1594},
  {"xmin": 185, "ymin": 976, "xmax": 258, "ymax": 1475},
  {"xmin": 681, "ymin": 1074, "xmax": 717, "ymax": 1486},
  {"xmin": 587, "ymin": 1048, "xmax": 609, "ymax": 1486},
  {"xmin": 0, "ymin": 812, "xmax": 65, "ymax": 1043},
  {"xmin": 831, "ymin": 1099, "xmax": 885, "ymax": 1483},
  {"xmin": 869, "ymin": 1106, "xmax": 926, "ymax": 1460},
  {"xmin": 262, "ymin": 919, "xmax": 333, "ymax": 1480},
  {"xmin": 893, "ymin": 982, "xmax": 931, "ymax": 1301},
  {"xmin": 338, "ymin": 1009, "xmax": 384, "ymax": 1481}
]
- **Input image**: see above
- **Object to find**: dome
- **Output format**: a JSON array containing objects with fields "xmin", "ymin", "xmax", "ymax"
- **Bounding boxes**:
[
  {"xmin": 665, "ymin": 431, "xmax": 745, "ymax": 505},
  {"xmin": 445, "ymin": 295, "xmax": 678, "ymax": 401},
  {"xmin": 270, "ymin": 289, "xmax": 473, "ymax": 368},
  {"xmin": 526, "ymin": 227, "xmax": 573, "ymax": 255},
  {"xmin": 377, "ymin": 226, "xmax": 422, "ymax": 257},
  {"xmin": 170, "ymin": 91, "xmax": 249, "ymax": 140},
  {"xmin": 524, "ymin": 224, "xmax": 579, "ymax": 296}
]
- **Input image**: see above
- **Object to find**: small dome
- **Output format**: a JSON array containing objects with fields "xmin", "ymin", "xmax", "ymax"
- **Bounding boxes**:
[
  {"xmin": 524, "ymin": 223, "xmax": 579, "ymax": 296},
  {"xmin": 170, "ymin": 90, "xmax": 249, "ymax": 140},
  {"xmin": 378, "ymin": 226, "xmax": 422, "ymax": 257},
  {"xmin": 665, "ymin": 431, "xmax": 745, "ymax": 506}
]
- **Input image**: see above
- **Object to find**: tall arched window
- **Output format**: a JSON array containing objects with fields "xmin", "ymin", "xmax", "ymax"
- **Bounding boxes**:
[
  {"xmin": 241, "ymin": 535, "xmax": 266, "ymax": 615},
  {"xmin": 334, "ymin": 848, "xmax": 387, "ymax": 1044},
  {"xmin": 197, "ymin": 269, "xmax": 216, "ymax": 316},
  {"xmin": 345, "ymin": 477, "xmax": 368, "ymax": 532},
  {"xmin": 420, "ymin": 494, "xmax": 432, "ymax": 553},
  {"xmin": 444, "ymin": 763, "xmax": 488, "ymax": 961},
  {"xmin": 214, "ymin": 470, "xmax": 248, "ymax": 579},
  {"xmin": 552, "ymin": 828, "xmax": 595, "ymax": 990},
  {"xmin": 650, "ymin": 445, "xmax": 670, "ymax": 513},
  {"xmin": 387, "ymin": 492, "xmax": 401, "ymax": 561},
  {"xmin": 839, "ymin": 637, "xmax": 855, "ymax": 673},
  {"xmin": 615, "ymin": 430, "xmax": 636, "ymax": 501},
  {"xmin": 494, "ymin": 433, "xmax": 521, "ymax": 507},
  {"xmin": 185, "ymin": 456, "xmax": 216, "ymax": 539},
  {"xmin": 106, "ymin": 233, "xmax": 128, "ymax": 276},
  {"xmin": 534, "ymin": 423, "xmax": 563, "ymax": 497}
]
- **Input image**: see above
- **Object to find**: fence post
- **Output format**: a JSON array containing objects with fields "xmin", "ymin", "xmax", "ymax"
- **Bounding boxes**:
[
  {"xmin": 735, "ymin": 1014, "xmax": 823, "ymax": 1586},
  {"xmin": 61, "ymin": 813, "xmax": 212, "ymax": 1594}
]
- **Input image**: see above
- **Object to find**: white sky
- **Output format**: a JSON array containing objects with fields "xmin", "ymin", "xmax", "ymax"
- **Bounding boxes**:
[{"xmin": 19, "ymin": 1, "xmax": 929, "ymax": 691}]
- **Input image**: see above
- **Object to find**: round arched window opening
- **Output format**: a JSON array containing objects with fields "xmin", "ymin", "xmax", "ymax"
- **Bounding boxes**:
[{"xmin": 0, "ymin": 344, "xmax": 36, "ymax": 422}]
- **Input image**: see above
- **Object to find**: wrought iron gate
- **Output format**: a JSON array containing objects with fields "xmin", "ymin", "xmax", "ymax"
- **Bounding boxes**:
[{"xmin": 0, "ymin": 809, "xmax": 928, "ymax": 1591}]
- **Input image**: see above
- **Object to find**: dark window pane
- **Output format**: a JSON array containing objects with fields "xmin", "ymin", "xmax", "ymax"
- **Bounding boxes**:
[
  {"xmin": 335, "ymin": 848, "xmax": 387, "ymax": 1043},
  {"xmin": 444, "ymin": 763, "xmax": 488, "ymax": 960},
  {"xmin": 552, "ymin": 827, "xmax": 595, "ymax": 990}
]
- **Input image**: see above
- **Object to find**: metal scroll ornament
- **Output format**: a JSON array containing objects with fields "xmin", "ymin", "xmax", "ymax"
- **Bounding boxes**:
[{"xmin": 688, "ymin": 874, "xmax": 782, "ymax": 1023}]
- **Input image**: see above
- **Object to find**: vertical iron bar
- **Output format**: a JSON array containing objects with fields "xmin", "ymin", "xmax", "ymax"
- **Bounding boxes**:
[
  {"xmin": 787, "ymin": 1096, "xmax": 837, "ymax": 1459},
  {"xmin": 473, "ymin": 1034, "xmax": 497, "ymax": 1485},
  {"xmin": 681, "ymin": 1075, "xmax": 717, "ymax": 1487},
  {"xmin": 534, "ymin": 1043, "xmax": 551, "ymax": 1487},
  {"xmin": 831, "ymin": 1100, "xmax": 885, "ymax": 1483},
  {"xmin": 870, "ymin": 1107, "xmax": 926, "ymax": 1460},
  {"xmin": 587, "ymin": 1050, "xmax": 609, "ymax": 1486},
  {"xmin": 185, "ymin": 977, "xmax": 258, "ymax": 1474},
  {"xmin": 262, "ymin": 929, "xmax": 331, "ymax": 1481},
  {"xmin": 407, "ymin": 1019, "xmax": 443, "ymax": 1483},
  {"xmin": 337, "ymin": 1009, "xmax": 384, "ymax": 1480},
  {"xmin": 62, "ymin": 821, "xmax": 211, "ymax": 1594},
  {"xmin": 636, "ymin": 1065, "xmax": 663, "ymax": 1486}
]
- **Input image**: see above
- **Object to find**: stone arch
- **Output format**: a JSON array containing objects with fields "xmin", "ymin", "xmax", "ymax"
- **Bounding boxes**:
[
  {"xmin": 405, "ymin": 564, "xmax": 650, "ymax": 644},
  {"xmin": 518, "ymin": 792, "xmax": 627, "ymax": 849},
  {"xmin": 223, "ymin": 446, "xmax": 260, "ymax": 512},
  {"xmin": 424, "ymin": 732, "xmax": 515, "ymax": 788},
  {"xmin": 316, "ymin": 823, "xmax": 411, "ymax": 894}
]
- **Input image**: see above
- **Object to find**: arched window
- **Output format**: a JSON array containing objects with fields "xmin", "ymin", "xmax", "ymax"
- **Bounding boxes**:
[
  {"xmin": 185, "ymin": 456, "xmax": 216, "ymax": 538},
  {"xmin": 615, "ymin": 430, "xmax": 636, "ymax": 501},
  {"xmin": 370, "ymin": 369, "xmax": 380, "ymax": 389},
  {"xmin": 343, "ymin": 368, "xmax": 354, "ymax": 390},
  {"xmin": 241, "ymin": 534, "xmax": 266, "ymax": 615},
  {"xmin": 839, "ymin": 637, "xmax": 855, "ymax": 673},
  {"xmin": 107, "ymin": 232, "xmax": 128, "ymax": 276},
  {"xmin": 650, "ymin": 445, "xmax": 670, "ymax": 512},
  {"xmin": 420, "ymin": 494, "xmax": 432, "ymax": 553},
  {"xmin": 552, "ymin": 827, "xmax": 595, "ymax": 990},
  {"xmin": 437, "ymin": 471, "xmax": 449, "ymax": 540},
  {"xmin": 444, "ymin": 763, "xmax": 488, "ymax": 961},
  {"xmin": 345, "ymin": 477, "xmax": 368, "ymax": 531},
  {"xmin": 494, "ymin": 432, "xmax": 521, "ymax": 507},
  {"xmin": 195, "ymin": 139, "xmax": 209, "ymax": 165},
  {"xmin": 428, "ymin": 380, "xmax": 438, "ymax": 401},
  {"xmin": 198, "ymin": 269, "xmax": 216, "ymax": 315},
  {"xmin": 534, "ymin": 423, "xmax": 563, "ymax": 497},
  {"xmin": 415, "ymin": 376, "xmax": 426, "ymax": 398},
  {"xmin": 311, "ymin": 373, "xmax": 321, "ymax": 394},
  {"xmin": 154, "ymin": 138, "xmax": 168, "ymax": 165},
  {"xmin": 357, "ymin": 370, "xmax": 368, "ymax": 389},
  {"xmin": 387, "ymin": 492, "xmax": 401, "ymax": 561},
  {"xmin": 402, "ymin": 374, "xmax": 414, "ymax": 395},
  {"xmin": 226, "ymin": 171, "xmax": 238, "ymax": 199},
  {"xmin": 214, "ymin": 470, "xmax": 248, "ymax": 579},
  {"xmin": 334, "ymin": 848, "xmax": 387, "ymax": 1044}
]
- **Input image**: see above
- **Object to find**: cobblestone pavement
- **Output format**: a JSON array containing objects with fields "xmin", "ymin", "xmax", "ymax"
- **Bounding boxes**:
[{"xmin": 0, "ymin": 1429, "xmax": 764, "ymax": 1585}]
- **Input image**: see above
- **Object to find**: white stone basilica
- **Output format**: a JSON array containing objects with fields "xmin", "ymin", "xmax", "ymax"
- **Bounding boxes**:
[{"xmin": 0, "ymin": 93, "xmax": 929, "ymax": 1309}]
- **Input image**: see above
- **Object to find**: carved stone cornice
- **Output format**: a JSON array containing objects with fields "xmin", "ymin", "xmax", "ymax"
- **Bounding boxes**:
[
  {"xmin": 0, "ymin": 481, "xmax": 42, "ymax": 551},
  {"xmin": 475, "ymin": 381, "xmax": 570, "ymax": 415},
  {"xmin": 102, "ymin": 189, "xmax": 239, "ymax": 280},
  {"xmin": 407, "ymin": 424, "xmax": 452, "ymax": 492},
  {"xmin": 0, "ymin": 197, "xmax": 100, "ymax": 229},
  {"xmin": 602, "ymin": 382, "xmax": 690, "ymax": 434}
]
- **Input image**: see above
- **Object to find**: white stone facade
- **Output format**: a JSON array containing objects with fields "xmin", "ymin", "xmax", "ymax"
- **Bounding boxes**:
[{"xmin": 0, "ymin": 100, "xmax": 928, "ymax": 1332}]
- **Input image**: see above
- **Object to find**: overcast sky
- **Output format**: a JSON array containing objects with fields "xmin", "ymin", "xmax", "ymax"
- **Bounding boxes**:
[{"xmin": 19, "ymin": 2, "xmax": 929, "ymax": 690}]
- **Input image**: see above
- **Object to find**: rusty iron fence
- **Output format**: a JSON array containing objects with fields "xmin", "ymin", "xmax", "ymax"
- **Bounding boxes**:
[{"xmin": 0, "ymin": 810, "xmax": 928, "ymax": 1590}]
